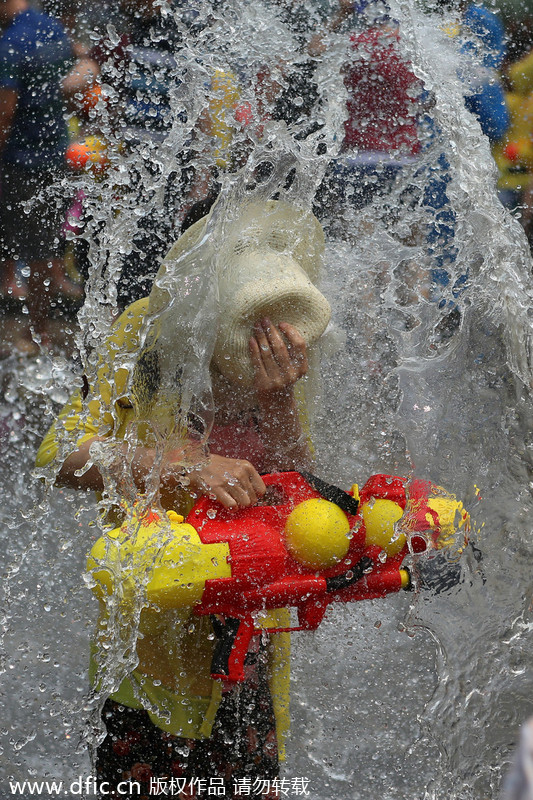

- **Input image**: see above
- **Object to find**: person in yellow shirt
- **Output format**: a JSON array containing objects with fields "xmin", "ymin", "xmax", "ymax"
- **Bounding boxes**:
[
  {"xmin": 36, "ymin": 200, "xmax": 331, "ymax": 799},
  {"xmin": 493, "ymin": 48, "xmax": 533, "ymax": 241}
]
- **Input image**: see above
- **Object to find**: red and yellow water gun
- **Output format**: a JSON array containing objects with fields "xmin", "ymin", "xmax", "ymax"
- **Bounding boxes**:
[{"xmin": 88, "ymin": 471, "xmax": 469, "ymax": 682}]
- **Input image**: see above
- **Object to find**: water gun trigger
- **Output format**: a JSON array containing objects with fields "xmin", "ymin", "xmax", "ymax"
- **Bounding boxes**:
[{"xmin": 210, "ymin": 614, "xmax": 255, "ymax": 682}]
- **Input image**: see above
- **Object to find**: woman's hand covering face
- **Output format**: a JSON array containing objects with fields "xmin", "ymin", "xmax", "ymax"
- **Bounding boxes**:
[{"xmin": 249, "ymin": 318, "xmax": 308, "ymax": 398}]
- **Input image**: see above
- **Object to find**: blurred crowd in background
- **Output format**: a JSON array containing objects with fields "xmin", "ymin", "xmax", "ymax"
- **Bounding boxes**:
[{"xmin": 0, "ymin": 0, "xmax": 533, "ymax": 357}]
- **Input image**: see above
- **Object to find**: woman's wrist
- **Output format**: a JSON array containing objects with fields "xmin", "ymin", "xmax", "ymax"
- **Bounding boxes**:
[{"xmin": 159, "ymin": 452, "xmax": 191, "ymax": 494}]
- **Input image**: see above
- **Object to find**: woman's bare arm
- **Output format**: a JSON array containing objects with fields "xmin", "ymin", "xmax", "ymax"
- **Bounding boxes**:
[
  {"xmin": 249, "ymin": 319, "xmax": 312, "ymax": 472},
  {"xmin": 56, "ymin": 436, "xmax": 265, "ymax": 509}
]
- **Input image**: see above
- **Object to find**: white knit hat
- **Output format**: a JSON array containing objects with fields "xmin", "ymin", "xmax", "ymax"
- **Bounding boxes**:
[{"xmin": 150, "ymin": 199, "xmax": 331, "ymax": 386}]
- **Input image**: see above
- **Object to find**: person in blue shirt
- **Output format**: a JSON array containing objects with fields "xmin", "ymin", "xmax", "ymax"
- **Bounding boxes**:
[
  {"xmin": 460, "ymin": 2, "xmax": 510, "ymax": 142},
  {"xmin": 423, "ymin": 0, "xmax": 510, "ymax": 320},
  {"xmin": 0, "ymin": 0, "xmax": 97, "ymax": 351}
]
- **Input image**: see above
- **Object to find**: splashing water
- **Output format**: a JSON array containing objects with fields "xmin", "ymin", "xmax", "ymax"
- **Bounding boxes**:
[{"xmin": 2, "ymin": 0, "xmax": 533, "ymax": 797}]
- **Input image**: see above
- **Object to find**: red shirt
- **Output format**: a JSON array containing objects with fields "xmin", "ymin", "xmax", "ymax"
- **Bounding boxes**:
[
  {"xmin": 343, "ymin": 25, "xmax": 422, "ymax": 156},
  {"xmin": 209, "ymin": 417, "xmax": 267, "ymax": 473}
]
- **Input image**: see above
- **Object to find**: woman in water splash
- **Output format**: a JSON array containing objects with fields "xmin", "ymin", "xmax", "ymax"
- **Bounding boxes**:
[{"xmin": 36, "ymin": 199, "xmax": 331, "ymax": 799}]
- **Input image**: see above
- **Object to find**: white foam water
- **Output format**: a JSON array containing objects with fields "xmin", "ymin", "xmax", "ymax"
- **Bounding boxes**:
[{"xmin": 2, "ymin": 1, "xmax": 533, "ymax": 797}]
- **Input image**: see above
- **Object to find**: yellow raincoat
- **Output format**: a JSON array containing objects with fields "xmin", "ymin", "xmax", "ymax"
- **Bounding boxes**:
[{"xmin": 36, "ymin": 298, "xmax": 291, "ymax": 757}]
